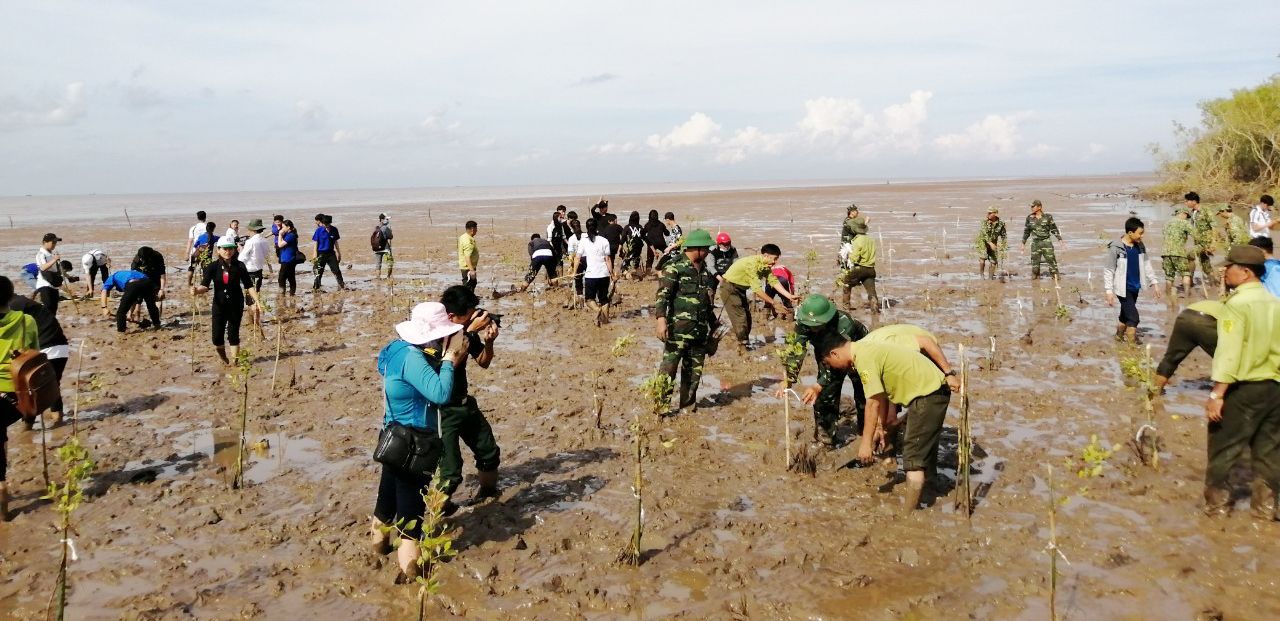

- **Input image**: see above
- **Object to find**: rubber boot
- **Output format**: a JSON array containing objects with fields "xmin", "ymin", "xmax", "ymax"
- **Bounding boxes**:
[
  {"xmin": 476, "ymin": 470, "xmax": 500, "ymax": 500},
  {"xmin": 369, "ymin": 516, "xmax": 392, "ymax": 555},
  {"xmin": 840, "ymin": 286, "xmax": 852, "ymax": 310},
  {"xmin": 1031, "ymin": 266, "xmax": 1041, "ymax": 281},
  {"xmin": 395, "ymin": 537, "xmax": 422, "ymax": 583},
  {"xmin": 1249, "ymin": 479, "xmax": 1277, "ymax": 522},
  {"xmin": 0, "ymin": 482, "xmax": 9, "ymax": 523},
  {"xmin": 902, "ymin": 477, "xmax": 924, "ymax": 513},
  {"xmin": 1203, "ymin": 486, "xmax": 1231, "ymax": 517}
]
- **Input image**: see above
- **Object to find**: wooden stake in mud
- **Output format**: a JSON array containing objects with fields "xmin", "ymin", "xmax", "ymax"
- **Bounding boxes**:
[
  {"xmin": 232, "ymin": 364, "xmax": 249, "ymax": 490},
  {"xmin": 956, "ymin": 345, "xmax": 972, "ymax": 519},
  {"xmin": 189, "ymin": 293, "xmax": 198, "ymax": 371},
  {"xmin": 71, "ymin": 338, "xmax": 88, "ymax": 437},
  {"xmin": 1052, "ymin": 274, "xmax": 1064, "ymax": 307},
  {"xmin": 271, "ymin": 305, "xmax": 284, "ymax": 396},
  {"xmin": 616, "ymin": 411, "xmax": 643, "ymax": 566},
  {"xmin": 124, "ymin": 208, "xmax": 132, "ymax": 227},
  {"xmin": 1046, "ymin": 463, "xmax": 1061, "ymax": 621},
  {"xmin": 784, "ymin": 383, "xmax": 792, "ymax": 467}
]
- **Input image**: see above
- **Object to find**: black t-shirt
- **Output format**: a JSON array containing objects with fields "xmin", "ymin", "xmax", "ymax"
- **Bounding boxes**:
[
  {"xmin": 425, "ymin": 332, "xmax": 485, "ymax": 406},
  {"xmin": 328, "ymin": 225, "xmax": 341, "ymax": 245},
  {"xmin": 201, "ymin": 259, "xmax": 253, "ymax": 306},
  {"xmin": 602, "ymin": 224, "xmax": 625, "ymax": 257},
  {"xmin": 642, "ymin": 221, "xmax": 668, "ymax": 249},
  {"xmin": 9, "ymin": 295, "xmax": 69, "ymax": 348},
  {"xmin": 131, "ymin": 249, "xmax": 166, "ymax": 283},
  {"xmin": 528, "ymin": 237, "xmax": 554, "ymax": 257}
]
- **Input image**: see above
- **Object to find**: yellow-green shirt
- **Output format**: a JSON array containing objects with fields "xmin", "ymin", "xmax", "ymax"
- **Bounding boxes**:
[
  {"xmin": 1211, "ymin": 281, "xmax": 1280, "ymax": 384},
  {"xmin": 849, "ymin": 234, "xmax": 876, "ymax": 268},
  {"xmin": 722, "ymin": 255, "xmax": 782, "ymax": 294},
  {"xmin": 0, "ymin": 310, "xmax": 40, "ymax": 392},
  {"xmin": 863, "ymin": 324, "xmax": 937, "ymax": 350},
  {"xmin": 849, "ymin": 340, "xmax": 946, "ymax": 406},
  {"xmin": 458, "ymin": 233, "xmax": 478, "ymax": 270}
]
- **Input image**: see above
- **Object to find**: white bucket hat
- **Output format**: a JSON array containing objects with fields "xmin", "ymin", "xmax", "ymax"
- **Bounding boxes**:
[{"xmin": 395, "ymin": 302, "xmax": 463, "ymax": 345}]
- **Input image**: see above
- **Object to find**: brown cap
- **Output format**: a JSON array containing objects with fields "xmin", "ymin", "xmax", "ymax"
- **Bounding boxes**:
[
  {"xmin": 1030, "ymin": 199, "xmax": 1042, "ymax": 208},
  {"xmin": 1220, "ymin": 245, "xmax": 1266, "ymax": 268}
]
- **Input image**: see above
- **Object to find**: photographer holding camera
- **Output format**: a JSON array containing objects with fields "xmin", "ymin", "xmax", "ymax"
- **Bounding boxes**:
[{"xmin": 434, "ymin": 285, "xmax": 503, "ymax": 513}]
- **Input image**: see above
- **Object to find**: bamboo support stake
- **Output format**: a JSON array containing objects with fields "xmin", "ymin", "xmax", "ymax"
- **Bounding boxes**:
[
  {"xmin": 784, "ymin": 382, "xmax": 792, "ymax": 468},
  {"xmin": 1047, "ymin": 463, "xmax": 1060, "ymax": 621},
  {"xmin": 271, "ymin": 305, "xmax": 284, "ymax": 396},
  {"xmin": 71, "ymin": 338, "xmax": 87, "ymax": 437},
  {"xmin": 957, "ymin": 345, "xmax": 972, "ymax": 519}
]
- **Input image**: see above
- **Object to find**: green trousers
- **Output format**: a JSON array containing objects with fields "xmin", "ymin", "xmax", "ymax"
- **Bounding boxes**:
[
  {"xmin": 814, "ymin": 366, "xmax": 866, "ymax": 436},
  {"xmin": 720, "ymin": 284, "xmax": 752, "ymax": 346},
  {"xmin": 901, "ymin": 386, "xmax": 951, "ymax": 476},
  {"xmin": 1206, "ymin": 381, "xmax": 1280, "ymax": 490},
  {"xmin": 1029, "ymin": 239, "xmax": 1058, "ymax": 278},
  {"xmin": 659, "ymin": 335, "xmax": 708, "ymax": 408},
  {"xmin": 438, "ymin": 395, "xmax": 501, "ymax": 496}
]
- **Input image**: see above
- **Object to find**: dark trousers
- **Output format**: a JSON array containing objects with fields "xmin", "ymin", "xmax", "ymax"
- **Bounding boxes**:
[
  {"xmin": 1206, "ymin": 381, "xmax": 1280, "ymax": 490},
  {"xmin": 211, "ymin": 302, "xmax": 245, "ymax": 347},
  {"xmin": 438, "ymin": 396, "xmax": 501, "ymax": 497},
  {"xmin": 50, "ymin": 357, "xmax": 67, "ymax": 414},
  {"xmin": 460, "ymin": 270, "xmax": 477, "ymax": 292},
  {"xmin": 841, "ymin": 266, "xmax": 879, "ymax": 308},
  {"xmin": 87, "ymin": 264, "xmax": 108, "ymax": 289},
  {"xmin": 313, "ymin": 251, "xmax": 344, "ymax": 289},
  {"xmin": 1118, "ymin": 287, "xmax": 1140, "ymax": 327},
  {"xmin": 373, "ymin": 464, "xmax": 432, "ymax": 540},
  {"xmin": 901, "ymin": 385, "xmax": 951, "ymax": 476},
  {"xmin": 624, "ymin": 242, "xmax": 643, "ymax": 271},
  {"xmin": 1156, "ymin": 308, "xmax": 1218, "ymax": 379},
  {"xmin": 814, "ymin": 366, "xmax": 867, "ymax": 436},
  {"xmin": 117, "ymin": 279, "xmax": 159, "ymax": 333},
  {"xmin": 524, "ymin": 256, "xmax": 558, "ymax": 283},
  {"xmin": 36, "ymin": 286, "xmax": 59, "ymax": 316},
  {"xmin": 720, "ymin": 284, "xmax": 752, "ymax": 345},
  {"xmin": 278, "ymin": 262, "xmax": 297, "ymax": 294},
  {"xmin": 0, "ymin": 393, "xmax": 20, "ymax": 480}
]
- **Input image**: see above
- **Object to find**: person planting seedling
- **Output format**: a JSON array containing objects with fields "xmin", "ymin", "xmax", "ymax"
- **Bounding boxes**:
[
  {"xmin": 720, "ymin": 244, "xmax": 798, "ymax": 351},
  {"xmin": 819, "ymin": 337, "xmax": 952, "ymax": 512},
  {"xmin": 776, "ymin": 294, "xmax": 869, "ymax": 448}
]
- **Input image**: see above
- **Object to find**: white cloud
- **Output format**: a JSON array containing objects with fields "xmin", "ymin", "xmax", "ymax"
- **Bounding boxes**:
[
  {"xmin": 1026, "ymin": 143, "xmax": 1061, "ymax": 158},
  {"xmin": 329, "ymin": 111, "xmax": 463, "ymax": 147},
  {"xmin": 797, "ymin": 90, "xmax": 932, "ymax": 157},
  {"xmin": 933, "ymin": 112, "xmax": 1030, "ymax": 159},
  {"xmin": 295, "ymin": 100, "xmax": 328, "ymax": 130},
  {"xmin": 716, "ymin": 126, "xmax": 787, "ymax": 164},
  {"xmin": 513, "ymin": 148, "xmax": 550, "ymax": 163},
  {"xmin": 588, "ymin": 141, "xmax": 640, "ymax": 155},
  {"xmin": 1081, "ymin": 142, "xmax": 1108, "ymax": 161},
  {"xmin": 0, "ymin": 82, "xmax": 87, "ymax": 131},
  {"xmin": 645, "ymin": 112, "xmax": 722, "ymax": 154}
]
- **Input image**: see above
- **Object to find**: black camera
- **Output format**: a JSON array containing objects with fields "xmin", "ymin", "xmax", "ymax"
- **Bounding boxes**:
[{"xmin": 473, "ymin": 309, "xmax": 502, "ymax": 328}]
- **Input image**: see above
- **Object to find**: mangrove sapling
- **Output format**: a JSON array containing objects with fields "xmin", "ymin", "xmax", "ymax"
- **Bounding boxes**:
[
  {"xmin": 1122, "ymin": 345, "xmax": 1162, "ymax": 468},
  {"xmin": 775, "ymin": 333, "xmax": 806, "ymax": 471},
  {"xmin": 42, "ymin": 436, "xmax": 93, "ymax": 621},
  {"xmin": 232, "ymin": 348, "xmax": 253, "ymax": 490},
  {"xmin": 590, "ymin": 371, "xmax": 604, "ymax": 429},
  {"xmin": 1044, "ymin": 463, "xmax": 1070, "ymax": 621},
  {"xmin": 1072, "ymin": 435, "xmax": 1116, "ymax": 479},
  {"xmin": 411, "ymin": 474, "xmax": 458, "ymax": 619},
  {"xmin": 803, "ymin": 248, "xmax": 819, "ymax": 296},
  {"xmin": 1052, "ymin": 275, "xmax": 1070, "ymax": 320},
  {"xmin": 616, "ymin": 411, "xmax": 644, "ymax": 567},
  {"xmin": 610, "ymin": 334, "xmax": 635, "ymax": 358}
]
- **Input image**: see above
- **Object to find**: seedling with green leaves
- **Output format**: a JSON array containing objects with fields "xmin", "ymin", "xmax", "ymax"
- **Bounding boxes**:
[
  {"xmin": 610, "ymin": 334, "xmax": 635, "ymax": 358},
  {"xmin": 232, "ymin": 348, "xmax": 253, "ymax": 490},
  {"xmin": 42, "ymin": 436, "xmax": 94, "ymax": 621},
  {"xmin": 775, "ymin": 333, "xmax": 807, "ymax": 471},
  {"xmin": 409, "ymin": 474, "xmax": 457, "ymax": 619},
  {"xmin": 1070, "ymin": 434, "xmax": 1115, "ymax": 479}
]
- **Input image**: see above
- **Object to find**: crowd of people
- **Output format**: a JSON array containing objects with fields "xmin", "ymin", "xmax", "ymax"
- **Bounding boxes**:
[{"xmin": 1, "ymin": 192, "xmax": 1278, "ymax": 587}]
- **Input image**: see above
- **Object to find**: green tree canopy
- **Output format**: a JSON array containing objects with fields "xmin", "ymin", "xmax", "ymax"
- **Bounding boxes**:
[{"xmin": 1148, "ymin": 75, "xmax": 1280, "ymax": 201}]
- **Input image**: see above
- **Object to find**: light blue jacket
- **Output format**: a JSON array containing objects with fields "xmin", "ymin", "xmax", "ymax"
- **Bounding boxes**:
[
  {"xmin": 377, "ymin": 340, "xmax": 454, "ymax": 431},
  {"xmin": 1263, "ymin": 259, "xmax": 1280, "ymax": 299}
]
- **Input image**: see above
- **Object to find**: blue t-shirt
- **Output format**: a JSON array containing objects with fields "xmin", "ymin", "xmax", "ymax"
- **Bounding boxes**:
[
  {"xmin": 102, "ymin": 270, "xmax": 147, "ymax": 293},
  {"xmin": 312, "ymin": 225, "xmax": 333, "ymax": 253},
  {"xmin": 195, "ymin": 232, "xmax": 219, "ymax": 248},
  {"xmin": 1125, "ymin": 244, "xmax": 1142, "ymax": 292},
  {"xmin": 1263, "ymin": 258, "xmax": 1280, "ymax": 299},
  {"xmin": 279, "ymin": 231, "xmax": 298, "ymax": 263},
  {"xmin": 377, "ymin": 340, "xmax": 455, "ymax": 431}
]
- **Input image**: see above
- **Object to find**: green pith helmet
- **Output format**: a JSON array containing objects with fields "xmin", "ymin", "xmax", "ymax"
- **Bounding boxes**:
[
  {"xmin": 797, "ymin": 294, "xmax": 837, "ymax": 327},
  {"xmin": 683, "ymin": 228, "xmax": 714, "ymax": 248}
]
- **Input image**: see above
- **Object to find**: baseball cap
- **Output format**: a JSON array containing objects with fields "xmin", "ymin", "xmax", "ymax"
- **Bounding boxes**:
[
  {"xmin": 42, "ymin": 233, "xmax": 62, "ymax": 243},
  {"xmin": 217, "ymin": 238, "xmax": 238, "ymax": 249},
  {"xmin": 1219, "ymin": 245, "xmax": 1266, "ymax": 268}
]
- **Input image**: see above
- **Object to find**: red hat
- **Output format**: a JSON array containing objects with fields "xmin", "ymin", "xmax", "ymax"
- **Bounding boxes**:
[{"xmin": 715, "ymin": 232, "xmax": 731, "ymax": 245}]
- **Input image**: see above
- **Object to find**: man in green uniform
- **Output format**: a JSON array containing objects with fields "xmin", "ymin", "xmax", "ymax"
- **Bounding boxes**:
[
  {"xmin": 721, "ymin": 245, "xmax": 798, "ymax": 350},
  {"xmin": 654, "ymin": 229, "xmax": 717, "ymax": 414},
  {"xmin": 820, "ymin": 337, "xmax": 952, "ymax": 512},
  {"xmin": 841, "ymin": 204, "xmax": 868, "ymax": 245},
  {"xmin": 1202, "ymin": 245, "xmax": 1280, "ymax": 519},
  {"xmin": 976, "ymin": 206, "xmax": 1007, "ymax": 280},
  {"xmin": 785, "ymin": 294, "xmax": 869, "ymax": 447},
  {"xmin": 1161, "ymin": 207, "xmax": 1194, "ymax": 298},
  {"xmin": 1021, "ymin": 199, "xmax": 1063, "ymax": 280},
  {"xmin": 1186, "ymin": 192, "xmax": 1218, "ymax": 287},
  {"xmin": 839, "ymin": 222, "xmax": 879, "ymax": 312},
  {"xmin": 1218, "ymin": 207, "xmax": 1252, "ymax": 248}
]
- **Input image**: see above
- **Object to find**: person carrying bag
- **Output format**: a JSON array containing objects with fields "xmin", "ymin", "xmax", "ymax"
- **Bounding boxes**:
[{"xmin": 369, "ymin": 301, "xmax": 467, "ymax": 581}]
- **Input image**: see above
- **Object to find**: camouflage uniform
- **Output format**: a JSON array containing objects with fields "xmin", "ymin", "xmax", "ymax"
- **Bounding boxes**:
[
  {"xmin": 841, "ymin": 214, "xmax": 867, "ymax": 245},
  {"xmin": 976, "ymin": 218, "xmax": 1007, "ymax": 263},
  {"xmin": 1160, "ymin": 216, "xmax": 1193, "ymax": 281},
  {"xmin": 1190, "ymin": 207, "xmax": 1216, "ymax": 284},
  {"xmin": 655, "ymin": 253, "xmax": 715, "ymax": 409},
  {"xmin": 1022, "ymin": 213, "xmax": 1062, "ymax": 279},
  {"xmin": 791, "ymin": 311, "xmax": 869, "ymax": 442},
  {"xmin": 1224, "ymin": 212, "xmax": 1251, "ymax": 247}
]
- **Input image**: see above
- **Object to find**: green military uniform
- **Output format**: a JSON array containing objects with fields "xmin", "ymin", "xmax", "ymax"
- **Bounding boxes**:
[
  {"xmin": 1021, "ymin": 203, "xmax": 1062, "ymax": 279},
  {"xmin": 1223, "ymin": 212, "xmax": 1251, "ymax": 247},
  {"xmin": 655, "ymin": 230, "xmax": 716, "ymax": 410},
  {"xmin": 791, "ymin": 295, "xmax": 869, "ymax": 445},
  {"xmin": 1190, "ymin": 206, "xmax": 1216, "ymax": 285},
  {"xmin": 1160, "ymin": 212, "xmax": 1193, "ymax": 282},
  {"xmin": 840, "ymin": 204, "xmax": 865, "ymax": 245},
  {"xmin": 1204, "ymin": 248, "xmax": 1280, "ymax": 519},
  {"xmin": 975, "ymin": 209, "xmax": 1007, "ymax": 279},
  {"xmin": 427, "ymin": 335, "xmax": 501, "ymax": 499}
]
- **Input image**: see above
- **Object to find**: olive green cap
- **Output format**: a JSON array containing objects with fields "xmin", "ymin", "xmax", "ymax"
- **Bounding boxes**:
[
  {"xmin": 987, "ymin": 206, "xmax": 999, "ymax": 214},
  {"xmin": 1219, "ymin": 244, "xmax": 1266, "ymax": 268},
  {"xmin": 1030, "ymin": 199, "xmax": 1043, "ymax": 207},
  {"xmin": 797, "ymin": 294, "xmax": 837, "ymax": 327},
  {"xmin": 847, "ymin": 203, "xmax": 859, "ymax": 213},
  {"xmin": 682, "ymin": 228, "xmax": 714, "ymax": 248}
]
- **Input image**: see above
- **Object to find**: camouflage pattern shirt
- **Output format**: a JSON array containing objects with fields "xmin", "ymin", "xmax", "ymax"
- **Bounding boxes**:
[
  {"xmin": 791, "ymin": 310, "xmax": 869, "ymax": 386},
  {"xmin": 1190, "ymin": 208, "xmax": 1215, "ymax": 249},
  {"xmin": 655, "ymin": 253, "xmax": 714, "ymax": 341},
  {"xmin": 976, "ymin": 219, "xmax": 1007, "ymax": 249},
  {"xmin": 1225, "ymin": 213, "xmax": 1251, "ymax": 247},
  {"xmin": 1022, "ymin": 213, "xmax": 1062, "ymax": 244},
  {"xmin": 841, "ymin": 215, "xmax": 867, "ymax": 244},
  {"xmin": 1161, "ymin": 217, "xmax": 1193, "ymax": 258}
]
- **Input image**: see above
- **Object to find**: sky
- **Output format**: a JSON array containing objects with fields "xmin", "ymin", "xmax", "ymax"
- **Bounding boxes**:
[{"xmin": 1, "ymin": 0, "xmax": 1278, "ymax": 196}]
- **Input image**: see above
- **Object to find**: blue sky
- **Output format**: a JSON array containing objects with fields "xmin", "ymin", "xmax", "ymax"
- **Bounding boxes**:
[{"xmin": 1, "ymin": 0, "xmax": 1277, "ymax": 195}]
